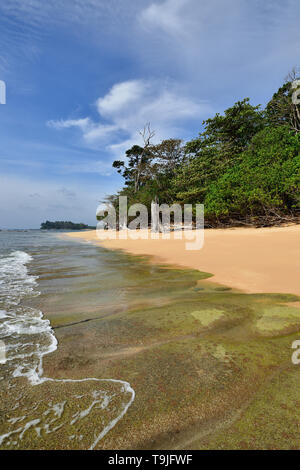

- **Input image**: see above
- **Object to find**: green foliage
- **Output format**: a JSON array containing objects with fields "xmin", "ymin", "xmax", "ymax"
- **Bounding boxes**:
[
  {"xmin": 112, "ymin": 139, "xmax": 186, "ymax": 210},
  {"xmin": 266, "ymin": 82, "xmax": 293, "ymax": 127},
  {"xmin": 171, "ymin": 98, "xmax": 266, "ymax": 204},
  {"xmin": 40, "ymin": 221, "xmax": 94, "ymax": 230},
  {"xmin": 112, "ymin": 145, "xmax": 153, "ymax": 193},
  {"xmin": 191, "ymin": 98, "xmax": 266, "ymax": 156},
  {"xmin": 204, "ymin": 127, "xmax": 300, "ymax": 222},
  {"xmin": 110, "ymin": 76, "xmax": 300, "ymax": 227},
  {"xmin": 266, "ymin": 72, "xmax": 300, "ymax": 132}
]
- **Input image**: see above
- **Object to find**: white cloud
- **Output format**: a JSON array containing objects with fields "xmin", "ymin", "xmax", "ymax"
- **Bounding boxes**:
[
  {"xmin": 47, "ymin": 118, "xmax": 119, "ymax": 145},
  {"xmin": 96, "ymin": 80, "xmax": 147, "ymax": 116},
  {"xmin": 140, "ymin": 0, "xmax": 300, "ymax": 40},
  {"xmin": 49, "ymin": 79, "xmax": 214, "ymax": 155},
  {"xmin": 83, "ymin": 124, "xmax": 119, "ymax": 143},
  {"xmin": 138, "ymin": 0, "xmax": 300, "ymax": 101},
  {"xmin": 140, "ymin": 0, "xmax": 190, "ymax": 36},
  {"xmin": 0, "ymin": 0, "xmax": 143, "ymax": 76},
  {"xmin": 0, "ymin": 1, "xmax": 137, "ymax": 31},
  {"xmin": 48, "ymin": 118, "xmax": 92, "ymax": 132}
]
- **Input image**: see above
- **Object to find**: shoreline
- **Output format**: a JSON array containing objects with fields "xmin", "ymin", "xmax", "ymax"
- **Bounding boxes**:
[
  {"xmin": 65, "ymin": 224, "xmax": 300, "ymax": 297},
  {"xmin": 3, "ymin": 229, "xmax": 300, "ymax": 449}
]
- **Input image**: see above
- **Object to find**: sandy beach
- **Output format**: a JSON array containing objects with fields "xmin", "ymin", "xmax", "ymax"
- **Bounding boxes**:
[
  {"xmin": 2, "ymin": 229, "xmax": 300, "ymax": 450},
  {"xmin": 66, "ymin": 224, "xmax": 300, "ymax": 296}
]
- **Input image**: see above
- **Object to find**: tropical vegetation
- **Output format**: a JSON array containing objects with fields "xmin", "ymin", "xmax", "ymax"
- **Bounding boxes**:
[{"xmin": 106, "ymin": 72, "xmax": 300, "ymax": 227}]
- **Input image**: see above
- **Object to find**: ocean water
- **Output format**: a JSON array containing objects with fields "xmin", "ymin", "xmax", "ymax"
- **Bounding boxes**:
[
  {"xmin": 0, "ymin": 230, "xmax": 136, "ymax": 449},
  {"xmin": 1, "ymin": 231, "xmax": 299, "ymax": 449},
  {"xmin": 0, "ymin": 230, "xmax": 207, "ymax": 449}
]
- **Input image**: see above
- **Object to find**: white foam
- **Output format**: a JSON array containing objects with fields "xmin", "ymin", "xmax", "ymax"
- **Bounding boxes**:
[
  {"xmin": 0, "ymin": 250, "xmax": 135, "ymax": 449},
  {"xmin": 0, "ymin": 310, "xmax": 7, "ymax": 319}
]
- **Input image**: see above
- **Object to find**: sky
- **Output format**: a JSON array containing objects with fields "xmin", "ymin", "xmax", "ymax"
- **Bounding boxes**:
[{"xmin": 0, "ymin": 0, "xmax": 300, "ymax": 228}]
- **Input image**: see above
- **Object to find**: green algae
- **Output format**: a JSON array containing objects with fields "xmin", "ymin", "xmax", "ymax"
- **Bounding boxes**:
[
  {"xmin": 2, "ymin": 242, "xmax": 300, "ymax": 450},
  {"xmin": 198, "ymin": 365, "xmax": 300, "ymax": 450},
  {"xmin": 191, "ymin": 308, "xmax": 225, "ymax": 326},
  {"xmin": 254, "ymin": 305, "xmax": 300, "ymax": 335}
]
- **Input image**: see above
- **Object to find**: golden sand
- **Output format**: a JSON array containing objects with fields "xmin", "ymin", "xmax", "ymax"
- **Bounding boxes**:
[{"xmin": 66, "ymin": 224, "xmax": 300, "ymax": 296}]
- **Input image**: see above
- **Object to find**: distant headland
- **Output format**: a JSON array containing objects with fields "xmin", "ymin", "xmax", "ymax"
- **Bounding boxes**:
[{"xmin": 40, "ymin": 221, "xmax": 96, "ymax": 230}]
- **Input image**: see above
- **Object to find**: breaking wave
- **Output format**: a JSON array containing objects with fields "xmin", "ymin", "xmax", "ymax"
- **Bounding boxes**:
[{"xmin": 0, "ymin": 251, "xmax": 135, "ymax": 449}]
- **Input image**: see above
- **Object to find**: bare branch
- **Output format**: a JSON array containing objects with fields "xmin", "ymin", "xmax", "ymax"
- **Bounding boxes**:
[
  {"xmin": 139, "ymin": 123, "xmax": 155, "ymax": 148},
  {"xmin": 285, "ymin": 66, "xmax": 300, "ymax": 83}
]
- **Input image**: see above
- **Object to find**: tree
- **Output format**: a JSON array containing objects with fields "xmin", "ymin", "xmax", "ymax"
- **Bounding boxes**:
[
  {"xmin": 108, "ymin": 73, "xmax": 300, "ymax": 228},
  {"xmin": 204, "ymin": 126, "xmax": 300, "ymax": 224},
  {"xmin": 145, "ymin": 139, "xmax": 186, "ymax": 205},
  {"xmin": 149, "ymin": 139, "xmax": 185, "ymax": 174},
  {"xmin": 266, "ymin": 68, "xmax": 300, "ymax": 133},
  {"xmin": 195, "ymin": 98, "xmax": 265, "ymax": 156},
  {"xmin": 112, "ymin": 124, "xmax": 155, "ymax": 193},
  {"xmin": 40, "ymin": 221, "xmax": 92, "ymax": 230},
  {"xmin": 172, "ymin": 98, "xmax": 266, "ymax": 204}
]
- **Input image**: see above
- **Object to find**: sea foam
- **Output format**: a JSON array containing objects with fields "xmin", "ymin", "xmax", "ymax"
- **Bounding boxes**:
[{"xmin": 0, "ymin": 251, "xmax": 135, "ymax": 449}]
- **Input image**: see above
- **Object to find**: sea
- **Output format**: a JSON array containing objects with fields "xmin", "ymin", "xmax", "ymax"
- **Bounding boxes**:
[
  {"xmin": 0, "ymin": 229, "xmax": 207, "ymax": 449},
  {"xmin": 0, "ymin": 230, "xmax": 137, "ymax": 449},
  {"xmin": 1, "ymin": 230, "xmax": 295, "ymax": 450}
]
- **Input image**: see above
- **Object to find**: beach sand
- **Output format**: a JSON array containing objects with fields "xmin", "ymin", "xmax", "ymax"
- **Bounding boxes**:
[
  {"xmin": 42, "ymin": 226, "xmax": 300, "ymax": 450},
  {"xmin": 66, "ymin": 224, "xmax": 300, "ymax": 296}
]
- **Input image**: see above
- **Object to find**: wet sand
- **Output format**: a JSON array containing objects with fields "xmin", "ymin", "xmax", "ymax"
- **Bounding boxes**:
[
  {"xmin": 66, "ymin": 225, "xmax": 300, "ymax": 296},
  {"xmin": 57, "ymin": 226, "xmax": 300, "ymax": 450},
  {"xmin": 2, "ymin": 230, "xmax": 300, "ymax": 450}
]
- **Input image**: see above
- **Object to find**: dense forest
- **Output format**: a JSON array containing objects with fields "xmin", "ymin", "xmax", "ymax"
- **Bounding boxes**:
[
  {"xmin": 106, "ymin": 72, "xmax": 300, "ymax": 228},
  {"xmin": 40, "ymin": 221, "xmax": 94, "ymax": 230}
]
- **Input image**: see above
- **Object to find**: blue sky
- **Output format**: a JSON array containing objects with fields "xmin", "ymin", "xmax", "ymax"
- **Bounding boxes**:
[{"xmin": 0, "ymin": 0, "xmax": 300, "ymax": 228}]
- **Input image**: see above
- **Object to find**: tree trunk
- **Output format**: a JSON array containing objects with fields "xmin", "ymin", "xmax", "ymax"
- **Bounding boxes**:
[{"xmin": 151, "ymin": 196, "xmax": 160, "ymax": 232}]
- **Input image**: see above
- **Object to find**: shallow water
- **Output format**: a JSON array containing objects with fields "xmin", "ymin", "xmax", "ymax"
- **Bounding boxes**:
[
  {"xmin": 0, "ymin": 232, "xmax": 139, "ymax": 448},
  {"xmin": 1, "ymin": 230, "xmax": 300, "ymax": 450},
  {"xmin": 0, "ymin": 230, "xmax": 209, "ymax": 449}
]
